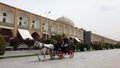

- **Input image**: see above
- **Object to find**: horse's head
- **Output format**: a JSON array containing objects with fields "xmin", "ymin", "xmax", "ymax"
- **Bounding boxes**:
[{"xmin": 33, "ymin": 41, "xmax": 44, "ymax": 49}]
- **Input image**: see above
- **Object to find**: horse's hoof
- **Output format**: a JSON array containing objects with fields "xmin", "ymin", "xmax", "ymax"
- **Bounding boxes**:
[
  {"xmin": 50, "ymin": 58, "xmax": 53, "ymax": 60},
  {"xmin": 50, "ymin": 57, "xmax": 54, "ymax": 60},
  {"xmin": 38, "ymin": 58, "xmax": 41, "ymax": 61},
  {"xmin": 41, "ymin": 60, "xmax": 45, "ymax": 62}
]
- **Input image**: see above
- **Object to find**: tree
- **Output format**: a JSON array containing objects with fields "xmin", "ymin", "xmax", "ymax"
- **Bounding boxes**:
[{"xmin": 0, "ymin": 34, "xmax": 7, "ymax": 55}]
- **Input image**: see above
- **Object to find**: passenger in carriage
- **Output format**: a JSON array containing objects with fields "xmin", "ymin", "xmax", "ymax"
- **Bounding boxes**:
[
  {"xmin": 61, "ymin": 37, "xmax": 69, "ymax": 54},
  {"xmin": 63, "ymin": 37, "xmax": 69, "ymax": 47},
  {"xmin": 62, "ymin": 37, "xmax": 73, "ymax": 54}
]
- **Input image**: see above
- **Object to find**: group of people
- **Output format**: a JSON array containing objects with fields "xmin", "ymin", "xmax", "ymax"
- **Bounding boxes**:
[{"xmin": 54, "ymin": 37, "xmax": 73, "ymax": 54}]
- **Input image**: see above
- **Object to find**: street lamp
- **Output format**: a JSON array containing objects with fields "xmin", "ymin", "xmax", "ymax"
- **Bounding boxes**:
[{"xmin": 45, "ymin": 11, "xmax": 51, "ymax": 39}]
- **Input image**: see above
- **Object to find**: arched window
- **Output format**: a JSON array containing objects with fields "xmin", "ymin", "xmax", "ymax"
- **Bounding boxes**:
[
  {"xmin": 58, "ymin": 25, "xmax": 63, "ymax": 34},
  {"xmin": 0, "ymin": 8, "xmax": 14, "ymax": 24},
  {"xmin": 51, "ymin": 23, "xmax": 56, "ymax": 33},
  {"xmin": 43, "ymin": 19, "xmax": 48, "ymax": 32},
  {"xmin": 32, "ymin": 16, "xmax": 40, "ymax": 29},
  {"xmin": 74, "ymin": 29, "xmax": 76, "ymax": 36},
  {"xmin": 77, "ymin": 31, "xmax": 80, "ymax": 37},
  {"xmin": 64, "ymin": 26, "xmax": 69, "ymax": 35},
  {"xmin": 18, "ymin": 13, "xmax": 28, "ymax": 28},
  {"xmin": 69, "ymin": 28, "xmax": 72, "ymax": 36}
]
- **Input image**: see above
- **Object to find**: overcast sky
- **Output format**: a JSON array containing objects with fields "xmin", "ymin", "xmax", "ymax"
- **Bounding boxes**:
[{"xmin": 0, "ymin": 0, "xmax": 120, "ymax": 41}]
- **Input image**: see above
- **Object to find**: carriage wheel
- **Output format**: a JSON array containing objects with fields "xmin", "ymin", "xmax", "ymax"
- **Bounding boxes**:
[
  {"xmin": 58, "ymin": 51, "xmax": 64, "ymax": 59},
  {"xmin": 49, "ymin": 49, "xmax": 55, "ymax": 59},
  {"xmin": 69, "ymin": 48, "xmax": 74, "ymax": 58}
]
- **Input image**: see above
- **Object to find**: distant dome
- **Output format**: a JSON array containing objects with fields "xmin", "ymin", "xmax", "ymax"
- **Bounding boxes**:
[{"xmin": 56, "ymin": 16, "xmax": 74, "ymax": 26}]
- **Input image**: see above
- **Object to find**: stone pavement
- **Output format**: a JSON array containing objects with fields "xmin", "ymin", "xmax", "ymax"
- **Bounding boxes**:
[{"xmin": 0, "ymin": 49, "xmax": 120, "ymax": 68}]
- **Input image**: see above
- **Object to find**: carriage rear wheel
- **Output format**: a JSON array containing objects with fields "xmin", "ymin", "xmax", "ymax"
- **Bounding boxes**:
[
  {"xmin": 69, "ymin": 48, "xmax": 74, "ymax": 58},
  {"xmin": 58, "ymin": 51, "xmax": 64, "ymax": 59}
]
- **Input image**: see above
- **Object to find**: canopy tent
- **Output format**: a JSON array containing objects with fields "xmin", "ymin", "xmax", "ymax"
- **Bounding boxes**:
[{"xmin": 18, "ymin": 29, "xmax": 33, "ymax": 40}]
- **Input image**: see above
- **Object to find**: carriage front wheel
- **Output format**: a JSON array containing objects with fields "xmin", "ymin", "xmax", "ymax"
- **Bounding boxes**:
[
  {"xmin": 69, "ymin": 48, "xmax": 74, "ymax": 58},
  {"xmin": 58, "ymin": 51, "xmax": 64, "ymax": 59}
]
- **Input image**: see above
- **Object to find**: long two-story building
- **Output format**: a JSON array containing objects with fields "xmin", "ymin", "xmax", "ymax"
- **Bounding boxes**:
[
  {"xmin": 0, "ymin": 2, "xmax": 118, "ymax": 47},
  {"xmin": 0, "ymin": 3, "xmax": 83, "ymax": 41}
]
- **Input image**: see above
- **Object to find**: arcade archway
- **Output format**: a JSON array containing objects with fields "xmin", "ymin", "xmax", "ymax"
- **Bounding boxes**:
[
  {"xmin": 0, "ymin": 28, "xmax": 13, "ymax": 42},
  {"xmin": 31, "ymin": 32, "xmax": 40, "ymax": 41}
]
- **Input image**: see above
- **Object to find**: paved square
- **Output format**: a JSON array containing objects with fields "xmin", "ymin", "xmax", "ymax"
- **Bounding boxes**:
[{"xmin": 0, "ymin": 49, "xmax": 120, "ymax": 68}]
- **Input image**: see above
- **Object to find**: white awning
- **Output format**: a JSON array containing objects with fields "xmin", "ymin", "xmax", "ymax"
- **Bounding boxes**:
[
  {"xmin": 74, "ymin": 37, "xmax": 81, "ymax": 42},
  {"xmin": 0, "ymin": 25, "xmax": 14, "ymax": 29},
  {"xmin": 52, "ymin": 33, "xmax": 55, "ymax": 36},
  {"xmin": 42, "ymin": 32, "xmax": 48, "ymax": 34},
  {"xmin": 18, "ymin": 29, "xmax": 33, "ymax": 40}
]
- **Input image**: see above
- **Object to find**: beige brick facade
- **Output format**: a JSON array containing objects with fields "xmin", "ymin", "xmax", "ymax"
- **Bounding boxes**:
[
  {"xmin": 0, "ymin": 3, "xmax": 83, "ymax": 40},
  {"xmin": 91, "ymin": 33, "xmax": 117, "ymax": 44},
  {"xmin": 0, "ymin": 3, "xmax": 118, "ymax": 44}
]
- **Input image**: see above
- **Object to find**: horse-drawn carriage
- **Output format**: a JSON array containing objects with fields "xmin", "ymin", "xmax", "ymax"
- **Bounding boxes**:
[
  {"xmin": 10, "ymin": 29, "xmax": 74, "ymax": 61},
  {"xmin": 49, "ymin": 39, "xmax": 74, "ymax": 59},
  {"xmin": 33, "ymin": 38, "xmax": 74, "ymax": 61}
]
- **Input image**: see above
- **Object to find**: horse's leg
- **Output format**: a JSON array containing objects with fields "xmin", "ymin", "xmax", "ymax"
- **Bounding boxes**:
[
  {"xmin": 50, "ymin": 49, "xmax": 55, "ymax": 60},
  {"xmin": 49, "ymin": 49, "xmax": 53, "ymax": 59},
  {"xmin": 41, "ymin": 54, "xmax": 45, "ymax": 62},
  {"xmin": 37, "ymin": 52, "xmax": 41, "ymax": 61},
  {"xmin": 43, "ymin": 52, "xmax": 45, "ymax": 62},
  {"xmin": 42, "ymin": 48, "xmax": 47, "ymax": 62}
]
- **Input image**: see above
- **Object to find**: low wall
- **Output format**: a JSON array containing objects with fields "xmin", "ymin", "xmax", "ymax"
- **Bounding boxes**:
[{"xmin": 0, "ymin": 50, "xmax": 41, "ymax": 58}]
